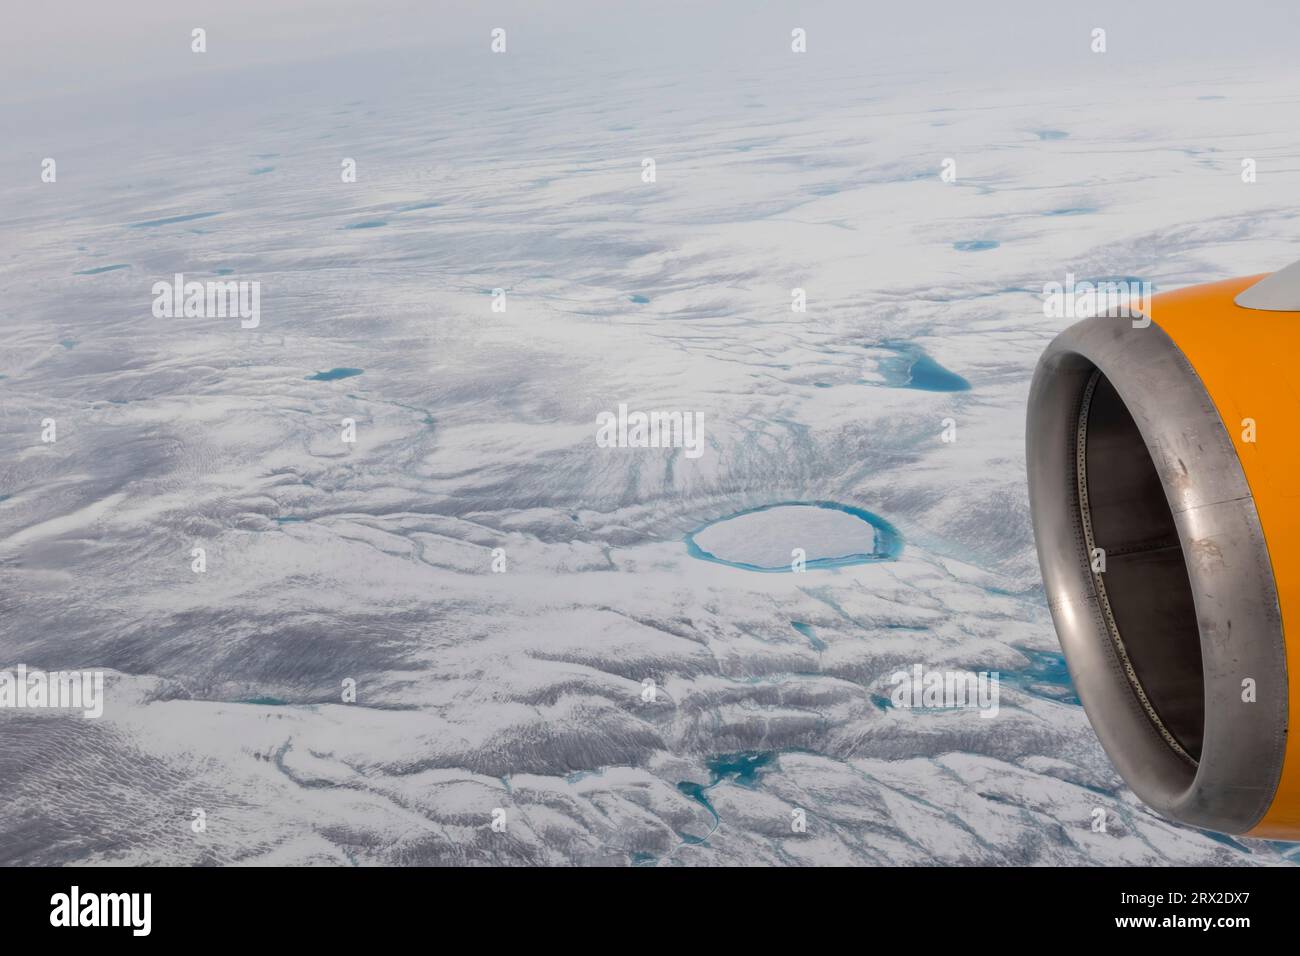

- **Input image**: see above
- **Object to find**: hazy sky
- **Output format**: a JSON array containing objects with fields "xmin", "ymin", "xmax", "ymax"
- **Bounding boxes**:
[{"xmin": 5, "ymin": 0, "xmax": 1299, "ymax": 108}]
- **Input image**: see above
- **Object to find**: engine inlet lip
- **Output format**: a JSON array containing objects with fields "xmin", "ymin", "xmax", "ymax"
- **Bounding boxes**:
[{"xmin": 1027, "ymin": 313, "xmax": 1288, "ymax": 834}]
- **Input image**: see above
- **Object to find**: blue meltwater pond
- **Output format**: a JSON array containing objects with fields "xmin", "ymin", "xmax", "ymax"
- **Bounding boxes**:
[
  {"xmin": 686, "ymin": 501, "xmax": 901, "ymax": 571},
  {"xmin": 305, "ymin": 368, "xmax": 364, "ymax": 381},
  {"xmin": 872, "ymin": 342, "xmax": 971, "ymax": 392}
]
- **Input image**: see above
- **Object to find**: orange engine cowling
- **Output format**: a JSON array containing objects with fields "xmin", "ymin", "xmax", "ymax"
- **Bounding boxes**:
[{"xmin": 1027, "ymin": 262, "xmax": 1300, "ymax": 838}]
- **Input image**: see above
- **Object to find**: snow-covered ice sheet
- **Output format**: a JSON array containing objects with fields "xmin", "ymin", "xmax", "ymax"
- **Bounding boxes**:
[{"xmin": 2, "ymin": 4, "xmax": 1299, "ymax": 865}]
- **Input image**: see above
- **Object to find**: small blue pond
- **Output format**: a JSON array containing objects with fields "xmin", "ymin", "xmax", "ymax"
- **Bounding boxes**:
[
  {"xmin": 874, "ymin": 342, "xmax": 970, "ymax": 392},
  {"xmin": 676, "ymin": 751, "xmax": 777, "ymax": 844},
  {"xmin": 686, "ymin": 501, "xmax": 902, "ymax": 572},
  {"xmin": 1003, "ymin": 647, "xmax": 1080, "ymax": 706},
  {"xmin": 791, "ymin": 621, "xmax": 826, "ymax": 651},
  {"xmin": 306, "ymin": 368, "xmax": 364, "ymax": 381}
]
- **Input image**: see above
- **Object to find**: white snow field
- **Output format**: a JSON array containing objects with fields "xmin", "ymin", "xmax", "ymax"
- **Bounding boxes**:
[{"xmin": 3, "ymin": 2, "xmax": 1300, "ymax": 865}]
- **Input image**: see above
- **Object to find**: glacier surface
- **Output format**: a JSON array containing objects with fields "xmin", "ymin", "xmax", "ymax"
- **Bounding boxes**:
[{"xmin": 2, "ymin": 8, "xmax": 1299, "ymax": 866}]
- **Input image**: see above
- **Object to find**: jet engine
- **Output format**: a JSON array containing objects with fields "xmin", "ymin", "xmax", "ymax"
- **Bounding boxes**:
[{"xmin": 1027, "ymin": 262, "xmax": 1300, "ymax": 837}]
